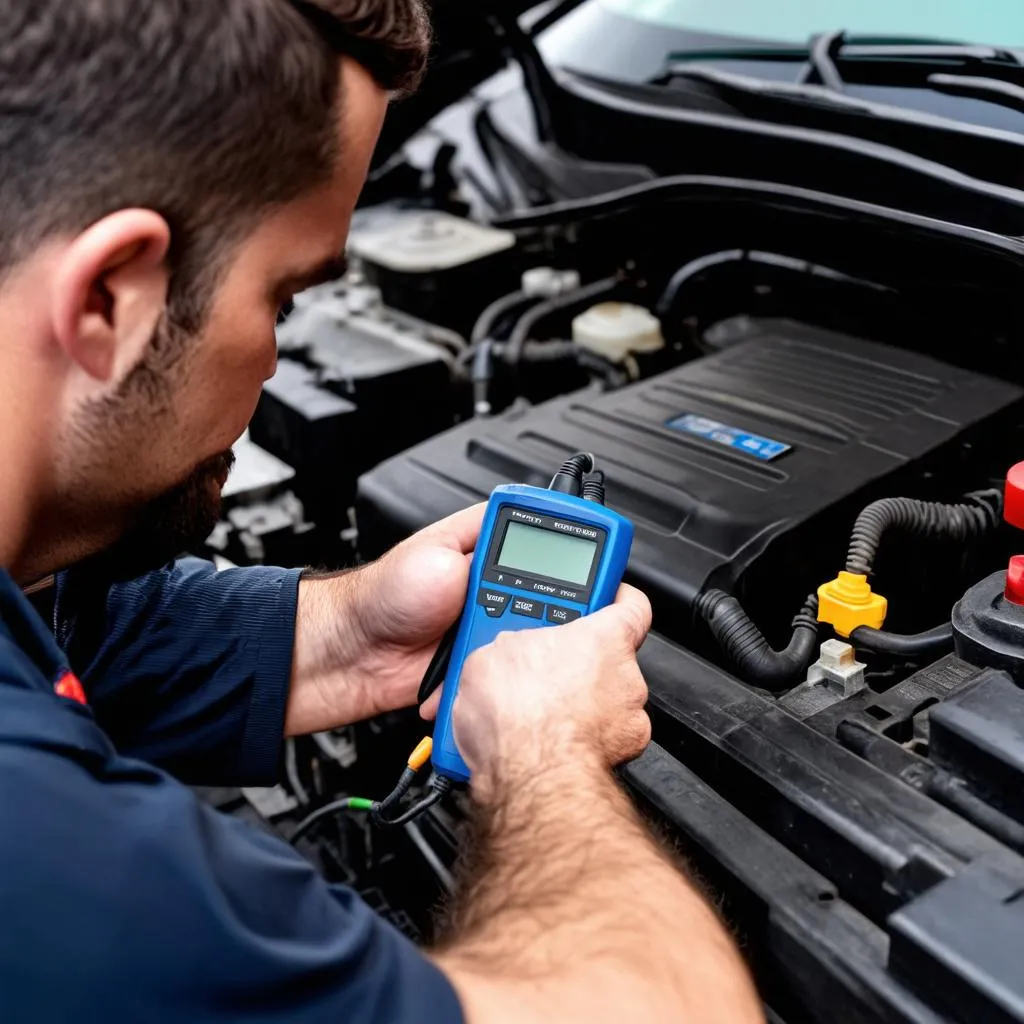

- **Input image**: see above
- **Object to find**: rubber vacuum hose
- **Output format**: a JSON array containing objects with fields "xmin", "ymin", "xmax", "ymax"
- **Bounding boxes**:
[{"xmin": 849, "ymin": 622, "xmax": 954, "ymax": 659}]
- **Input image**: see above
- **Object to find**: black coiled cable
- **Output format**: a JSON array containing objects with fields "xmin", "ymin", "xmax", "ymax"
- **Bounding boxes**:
[
  {"xmin": 582, "ymin": 470, "xmax": 606, "ymax": 505},
  {"xmin": 846, "ymin": 490, "xmax": 1002, "ymax": 577},
  {"xmin": 696, "ymin": 591, "xmax": 820, "ymax": 690},
  {"xmin": 549, "ymin": 453, "xmax": 595, "ymax": 496}
]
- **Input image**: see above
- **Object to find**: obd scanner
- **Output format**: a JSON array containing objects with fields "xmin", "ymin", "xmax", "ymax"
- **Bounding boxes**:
[
  {"xmin": 432, "ymin": 464, "xmax": 633, "ymax": 782},
  {"xmin": 362, "ymin": 454, "xmax": 633, "ymax": 824}
]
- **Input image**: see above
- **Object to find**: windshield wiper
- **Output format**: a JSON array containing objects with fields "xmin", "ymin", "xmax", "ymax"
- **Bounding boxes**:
[{"xmin": 658, "ymin": 32, "xmax": 1024, "ymax": 96}]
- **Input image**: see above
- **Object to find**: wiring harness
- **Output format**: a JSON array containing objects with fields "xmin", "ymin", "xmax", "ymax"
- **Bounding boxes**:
[
  {"xmin": 699, "ymin": 487, "xmax": 1004, "ymax": 685},
  {"xmin": 846, "ymin": 490, "xmax": 1003, "ymax": 577}
]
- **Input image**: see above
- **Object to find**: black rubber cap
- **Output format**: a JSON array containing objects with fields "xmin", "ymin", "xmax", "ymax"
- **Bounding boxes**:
[{"xmin": 953, "ymin": 571, "xmax": 1024, "ymax": 684}]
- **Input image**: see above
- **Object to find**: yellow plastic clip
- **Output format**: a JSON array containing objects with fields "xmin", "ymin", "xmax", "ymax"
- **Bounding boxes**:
[
  {"xmin": 817, "ymin": 572, "xmax": 888, "ymax": 638},
  {"xmin": 407, "ymin": 737, "xmax": 434, "ymax": 772}
]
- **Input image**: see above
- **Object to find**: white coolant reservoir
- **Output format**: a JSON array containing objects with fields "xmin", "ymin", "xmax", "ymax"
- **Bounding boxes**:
[
  {"xmin": 572, "ymin": 302, "xmax": 665, "ymax": 363},
  {"xmin": 348, "ymin": 211, "xmax": 515, "ymax": 273}
]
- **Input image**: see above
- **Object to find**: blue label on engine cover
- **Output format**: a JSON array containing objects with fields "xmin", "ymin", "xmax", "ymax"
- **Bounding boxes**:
[{"xmin": 665, "ymin": 414, "xmax": 791, "ymax": 461}]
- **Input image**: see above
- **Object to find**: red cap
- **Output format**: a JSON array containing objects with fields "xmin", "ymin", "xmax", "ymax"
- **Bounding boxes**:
[
  {"xmin": 1002, "ymin": 466, "xmax": 1024, "ymax": 602},
  {"xmin": 1006, "ymin": 463, "xmax": 1024, "ymax": 530},
  {"xmin": 1007, "ymin": 556, "xmax": 1024, "ymax": 606}
]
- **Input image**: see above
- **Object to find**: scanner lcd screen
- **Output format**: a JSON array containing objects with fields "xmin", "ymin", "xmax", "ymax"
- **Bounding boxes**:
[{"xmin": 497, "ymin": 522, "xmax": 598, "ymax": 587}]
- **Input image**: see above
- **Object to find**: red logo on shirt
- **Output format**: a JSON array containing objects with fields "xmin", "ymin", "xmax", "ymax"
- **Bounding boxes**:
[{"xmin": 54, "ymin": 670, "xmax": 87, "ymax": 706}]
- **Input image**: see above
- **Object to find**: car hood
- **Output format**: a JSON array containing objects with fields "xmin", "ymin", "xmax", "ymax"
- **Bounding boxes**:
[{"xmin": 374, "ymin": 0, "xmax": 544, "ymax": 165}]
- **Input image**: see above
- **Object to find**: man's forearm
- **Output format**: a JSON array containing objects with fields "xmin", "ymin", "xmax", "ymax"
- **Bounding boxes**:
[
  {"xmin": 288, "ymin": 570, "xmax": 368, "ymax": 736},
  {"xmin": 289, "ymin": 565, "xmax": 456, "ymax": 734},
  {"xmin": 290, "ymin": 569, "xmax": 417, "ymax": 735},
  {"xmin": 434, "ymin": 759, "xmax": 763, "ymax": 1023},
  {"xmin": 286, "ymin": 511, "xmax": 480, "ymax": 736}
]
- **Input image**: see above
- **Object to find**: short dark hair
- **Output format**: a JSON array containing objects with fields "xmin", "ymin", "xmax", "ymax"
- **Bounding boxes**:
[{"xmin": 0, "ymin": 0, "xmax": 430, "ymax": 328}]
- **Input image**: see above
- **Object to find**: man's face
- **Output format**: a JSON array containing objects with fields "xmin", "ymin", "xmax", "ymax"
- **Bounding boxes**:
[{"xmin": 52, "ymin": 59, "xmax": 388, "ymax": 581}]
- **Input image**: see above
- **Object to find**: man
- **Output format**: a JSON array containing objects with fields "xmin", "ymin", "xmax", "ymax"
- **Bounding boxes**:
[{"xmin": 0, "ymin": 2, "xmax": 762, "ymax": 1021}]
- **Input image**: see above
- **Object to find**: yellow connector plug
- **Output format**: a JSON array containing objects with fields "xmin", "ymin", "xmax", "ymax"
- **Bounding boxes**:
[
  {"xmin": 817, "ymin": 572, "xmax": 888, "ymax": 637},
  {"xmin": 407, "ymin": 737, "xmax": 434, "ymax": 772}
]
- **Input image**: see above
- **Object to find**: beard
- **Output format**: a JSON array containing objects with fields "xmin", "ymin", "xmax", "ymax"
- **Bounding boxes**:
[{"xmin": 70, "ymin": 449, "xmax": 236, "ymax": 584}]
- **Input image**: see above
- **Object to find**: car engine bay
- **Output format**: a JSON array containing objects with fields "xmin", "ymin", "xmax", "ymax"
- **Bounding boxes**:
[{"xmin": 194, "ymin": 8, "xmax": 1024, "ymax": 1023}]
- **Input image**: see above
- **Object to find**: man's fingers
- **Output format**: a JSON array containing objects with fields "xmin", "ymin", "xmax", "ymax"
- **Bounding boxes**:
[
  {"xmin": 631, "ymin": 710, "xmax": 652, "ymax": 756},
  {"xmin": 567, "ymin": 586, "xmax": 651, "ymax": 652},
  {"xmin": 420, "ymin": 688, "xmax": 442, "ymax": 721},
  {"xmin": 612, "ymin": 584, "xmax": 653, "ymax": 651},
  {"xmin": 419, "ymin": 503, "xmax": 487, "ymax": 554},
  {"xmin": 627, "ymin": 663, "xmax": 649, "ymax": 708}
]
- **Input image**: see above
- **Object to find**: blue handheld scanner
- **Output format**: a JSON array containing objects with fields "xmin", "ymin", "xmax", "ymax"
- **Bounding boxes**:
[{"xmin": 431, "ymin": 484, "xmax": 634, "ymax": 783}]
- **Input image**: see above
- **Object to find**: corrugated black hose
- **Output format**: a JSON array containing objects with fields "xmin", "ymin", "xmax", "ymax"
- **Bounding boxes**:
[
  {"xmin": 846, "ymin": 490, "xmax": 1003, "ymax": 577},
  {"xmin": 696, "ymin": 590, "xmax": 820, "ymax": 689}
]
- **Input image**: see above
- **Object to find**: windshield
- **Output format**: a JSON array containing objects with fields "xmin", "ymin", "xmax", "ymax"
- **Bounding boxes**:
[{"xmin": 599, "ymin": 0, "xmax": 1024, "ymax": 47}]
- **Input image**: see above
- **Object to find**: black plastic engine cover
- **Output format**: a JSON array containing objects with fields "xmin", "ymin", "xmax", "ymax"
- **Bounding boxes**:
[{"xmin": 358, "ymin": 319, "xmax": 1023, "ymax": 644}]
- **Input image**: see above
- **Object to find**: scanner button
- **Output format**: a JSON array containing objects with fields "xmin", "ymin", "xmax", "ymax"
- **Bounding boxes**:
[
  {"xmin": 546, "ymin": 604, "xmax": 582, "ymax": 625},
  {"xmin": 511, "ymin": 597, "xmax": 544, "ymax": 619},
  {"xmin": 477, "ymin": 589, "xmax": 510, "ymax": 618}
]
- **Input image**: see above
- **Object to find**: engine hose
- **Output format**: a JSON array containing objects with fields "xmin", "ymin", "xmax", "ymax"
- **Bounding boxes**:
[
  {"xmin": 655, "ymin": 250, "xmax": 745, "ymax": 350},
  {"xmin": 696, "ymin": 590, "xmax": 820, "ymax": 690},
  {"xmin": 491, "ymin": 339, "xmax": 628, "ymax": 387},
  {"xmin": 575, "ymin": 348, "xmax": 631, "ymax": 388},
  {"xmin": 470, "ymin": 340, "xmax": 496, "ymax": 417},
  {"xmin": 511, "ymin": 340, "xmax": 579, "ymax": 362},
  {"xmin": 846, "ymin": 490, "xmax": 1002, "ymax": 577},
  {"xmin": 471, "ymin": 289, "xmax": 535, "ymax": 346},
  {"xmin": 850, "ymin": 623, "xmax": 954, "ymax": 659},
  {"xmin": 504, "ymin": 276, "xmax": 620, "ymax": 369}
]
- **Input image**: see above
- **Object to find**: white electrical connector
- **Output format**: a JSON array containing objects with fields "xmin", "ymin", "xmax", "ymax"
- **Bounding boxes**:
[
  {"xmin": 521, "ymin": 266, "xmax": 581, "ymax": 299},
  {"xmin": 572, "ymin": 302, "xmax": 665, "ymax": 364},
  {"xmin": 806, "ymin": 639, "xmax": 867, "ymax": 696},
  {"xmin": 780, "ymin": 639, "xmax": 868, "ymax": 718}
]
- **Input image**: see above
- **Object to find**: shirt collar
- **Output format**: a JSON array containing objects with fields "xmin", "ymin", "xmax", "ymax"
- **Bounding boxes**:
[{"xmin": 0, "ymin": 568, "xmax": 81, "ymax": 700}]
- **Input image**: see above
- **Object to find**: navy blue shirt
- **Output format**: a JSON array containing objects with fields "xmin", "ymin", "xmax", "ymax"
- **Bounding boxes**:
[{"xmin": 0, "ymin": 559, "xmax": 463, "ymax": 1023}]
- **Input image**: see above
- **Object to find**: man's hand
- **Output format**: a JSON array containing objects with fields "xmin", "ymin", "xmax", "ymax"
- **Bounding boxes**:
[
  {"xmin": 285, "ymin": 505, "xmax": 484, "ymax": 736},
  {"xmin": 452, "ymin": 585, "xmax": 652, "ymax": 800},
  {"xmin": 430, "ymin": 582, "xmax": 764, "ymax": 1024}
]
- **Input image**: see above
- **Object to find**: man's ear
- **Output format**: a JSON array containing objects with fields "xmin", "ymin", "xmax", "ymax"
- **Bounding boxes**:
[{"xmin": 50, "ymin": 210, "xmax": 171, "ymax": 382}]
